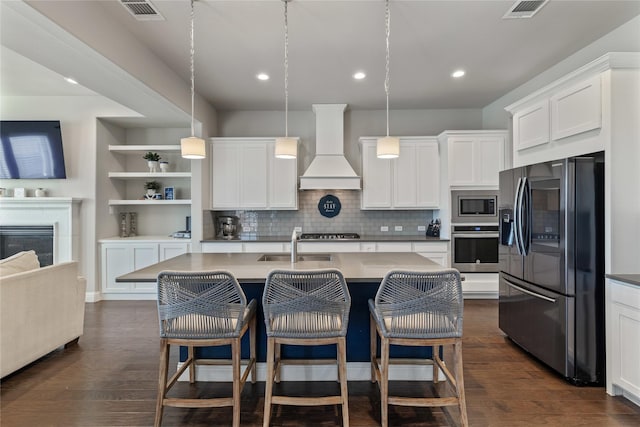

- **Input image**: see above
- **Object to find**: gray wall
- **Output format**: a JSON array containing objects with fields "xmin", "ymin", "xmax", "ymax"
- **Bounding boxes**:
[
  {"xmin": 217, "ymin": 108, "xmax": 482, "ymax": 176},
  {"xmin": 482, "ymin": 15, "xmax": 640, "ymax": 130}
]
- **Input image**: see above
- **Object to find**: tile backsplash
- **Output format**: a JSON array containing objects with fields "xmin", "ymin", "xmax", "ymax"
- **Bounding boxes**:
[{"xmin": 210, "ymin": 190, "xmax": 435, "ymax": 238}]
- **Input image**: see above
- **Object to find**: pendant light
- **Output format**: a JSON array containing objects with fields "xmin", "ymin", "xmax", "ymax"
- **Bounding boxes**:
[
  {"xmin": 377, "ymin": 0, "xmax": 399, "ymax": 159},
  {"xmin": 275, "ymin": 0, "xmax": 297, "ymax": 159},
  {"xmin": 181, "ymin": 0, "xmax": 206, "ymax": 159}
]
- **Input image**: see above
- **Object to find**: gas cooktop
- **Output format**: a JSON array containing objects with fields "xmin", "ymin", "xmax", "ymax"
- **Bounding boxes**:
[{"xmin": 299, "ymin": 233, "xmax": 360, "ymax": 240}]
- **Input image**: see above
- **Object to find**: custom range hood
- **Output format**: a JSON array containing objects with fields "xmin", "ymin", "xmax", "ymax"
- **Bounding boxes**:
[{"xmin": 299, "ymin": 104, "xmax": 361, "ymax": 190}]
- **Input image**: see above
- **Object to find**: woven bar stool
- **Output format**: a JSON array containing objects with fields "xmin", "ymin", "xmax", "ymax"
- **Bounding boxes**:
[
  {"xmin": 154, "ymin": 271, "xmax": 257, "ymax": 427},
  {"xmin": 369, "ymin": 269, "xmax": 467, "ymax": 427},
  {"xmin": 262, "ymin": 269, "xmax": 351, "ymax": 426}
]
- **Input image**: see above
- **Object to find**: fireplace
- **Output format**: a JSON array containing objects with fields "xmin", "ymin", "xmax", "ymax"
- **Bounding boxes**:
[
  {"xmin": 0, "ymin": 225, "xmax": 54, "ymax": 266},
  {"xmin": 0, "ymin": 198, "xmax": 81, "ymax": 264}
]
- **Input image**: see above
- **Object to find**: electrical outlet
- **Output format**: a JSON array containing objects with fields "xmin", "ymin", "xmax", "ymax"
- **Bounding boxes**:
[
  {"xmin": 395, "ymin": 225, "xmax": 403, "ymax": 232},
  {"xmin": 380, "ymin": 226, "xmax": 389, "ymax": 232},
  {"xmin": 417, "ymin": 225, "xmax": 426, "ymax": 232},
  {"xmin": 294, "ymin": 226, "xmax": 302, "ymax": 233}
]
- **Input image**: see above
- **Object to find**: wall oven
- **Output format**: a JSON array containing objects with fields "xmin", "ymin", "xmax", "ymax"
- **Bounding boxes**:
[{"xmin": 451, "ymin": 225, "xmax": 499, "ymax": 273}]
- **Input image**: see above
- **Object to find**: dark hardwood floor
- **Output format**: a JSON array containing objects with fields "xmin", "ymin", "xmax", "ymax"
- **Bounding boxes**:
[{"xmin": 1, "ymin": 300, "xmax": 639, "ymax": 426}]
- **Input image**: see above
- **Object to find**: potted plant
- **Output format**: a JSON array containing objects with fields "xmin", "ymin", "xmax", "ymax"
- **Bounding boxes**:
[
  {"xmin": 144, "ymin": 181, "xmax": 161, "ymax": 199},
  {"xmin": 143, "ymin": 152, "xmax": 161, "ymax": 172}
]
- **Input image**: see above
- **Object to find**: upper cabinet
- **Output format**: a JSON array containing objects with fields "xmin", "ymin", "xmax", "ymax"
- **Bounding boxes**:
[
  {"xmin": 510, "ymin": 75, "xmax": 602, "ymax": 155},
  {"xmin": 513, "ymin": 101, "xmax": 550, "ymax": 151},
  {"xmin": 360, "ymin": 137, "xmax": 440, "ymax": 210},
  {"xmin": 439, "ymin": 131, "xmax": 507, "ymax": 189},
  {"xmin": 210, "ymin": 138, "xmax": 298, "ymax": 210},
  {"xmin": 550, "ymin": 75, "xmax": 602, "ymax": 141}
]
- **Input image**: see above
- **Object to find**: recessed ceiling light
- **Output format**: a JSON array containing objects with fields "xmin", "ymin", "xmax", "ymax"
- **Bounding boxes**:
[
  {"xmin": 64, "ymin": 77, "xmax": 78, "ymax": 85},
  {"xmin": 353, "ymin": 71, "xmax": 366, "ymax": 80},
  {"xmin": 452, "ymin": 70, "xmax": 465, "ymax": 78},
  {"xmin": 257, "ymin": 73, "xmax": 270, "ymax": 81}
]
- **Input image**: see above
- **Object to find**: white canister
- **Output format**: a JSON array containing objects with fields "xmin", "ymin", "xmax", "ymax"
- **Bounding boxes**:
[{"xmin": 35, "ymin": 188, "xmax": 46, "ymax": 197}]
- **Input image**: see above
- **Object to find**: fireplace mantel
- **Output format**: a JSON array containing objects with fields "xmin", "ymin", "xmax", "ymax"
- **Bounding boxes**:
[{"xmin": 0, "ymin": 198, "xmax": 82, "ymax": 263}]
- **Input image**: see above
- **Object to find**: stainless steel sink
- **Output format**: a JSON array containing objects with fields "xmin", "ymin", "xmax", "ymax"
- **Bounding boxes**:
[{"xmin": 258, "ymin": 254, "xmax": 332, "ymax": 262}]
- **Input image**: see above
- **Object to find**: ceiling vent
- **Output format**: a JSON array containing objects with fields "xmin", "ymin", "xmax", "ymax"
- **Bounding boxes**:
[
  {"xmin": 503, "ymin": 0, "xmax": 549, "ymax": 19},
  {"xmin": 120, "ymin": 0, "xmax": 165, "ymax": 21}
]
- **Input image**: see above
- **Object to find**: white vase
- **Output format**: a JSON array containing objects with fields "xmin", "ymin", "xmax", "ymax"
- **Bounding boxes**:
[
  {"xmin": 145, "ymin": 189, "xmax": 156, "ymax": 199},
  {"xmin": 147, "ymin": 160, "xmax": 159, "ymax": 173},
  {"xmin": 159, "ymin": 162, "xmax": 169, "ymax": 172},
  {"xmin": 35, "ymin": 188, "xmax": 46, "ymax": 197}
]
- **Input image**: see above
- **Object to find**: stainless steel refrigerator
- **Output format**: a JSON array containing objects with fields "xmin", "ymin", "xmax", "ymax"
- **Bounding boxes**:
[{"xmin": 498, "ymin": 152, "xmax": 605, "ymax": 385}]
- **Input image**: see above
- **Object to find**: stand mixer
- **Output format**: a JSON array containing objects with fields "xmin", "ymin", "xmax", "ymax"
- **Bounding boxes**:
[{"xmin": 218, "ymin": 216, "xmax": 238, "ymax": 239}]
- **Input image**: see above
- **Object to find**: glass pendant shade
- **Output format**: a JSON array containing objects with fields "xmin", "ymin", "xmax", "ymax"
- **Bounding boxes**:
[
  {"xmin": 275, "ymin": 137, "xmax": 297, "ymax": 159},
  {"xmin": 377, "ymin": 136, "xmax": 400, "ymax": 159},
  {"xmin": 181, "ymin": 136, "xmax": 206, "ymax": 159}
]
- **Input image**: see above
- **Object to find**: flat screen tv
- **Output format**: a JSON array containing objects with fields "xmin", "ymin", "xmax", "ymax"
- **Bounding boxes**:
[{"xmin": 0, "ymin": 121, "xmax": 67, "ymax": 179}]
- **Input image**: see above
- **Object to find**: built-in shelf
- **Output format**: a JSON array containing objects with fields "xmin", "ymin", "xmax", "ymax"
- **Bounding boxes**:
[
  {"xmin": 108, "ymin": 199, "xmax": 192, "ymax": 206},
  {"xmin": 108, "ymin": 172, "xmax": 192, "ymax": 179},
  {"xmin": 108, "ymin": 144, "xmax": 181, "ymax": 154}
]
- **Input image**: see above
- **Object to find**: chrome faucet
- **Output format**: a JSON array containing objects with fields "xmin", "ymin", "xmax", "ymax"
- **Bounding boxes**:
[{"xmin": 291, "ymin": 229, "xmax": 299, "ymax": 263}]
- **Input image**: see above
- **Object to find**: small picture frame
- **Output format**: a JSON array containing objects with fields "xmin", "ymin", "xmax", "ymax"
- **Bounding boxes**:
[
  {"xmin": 13, "ymin": 187, "xmax": 26, "ymax": 198},
  {"xmin": 164, "ymin": 186, "xmax": 175, "ymax": 200}
]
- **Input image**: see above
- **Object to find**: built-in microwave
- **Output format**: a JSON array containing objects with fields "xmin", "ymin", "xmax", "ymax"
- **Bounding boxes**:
[{"xmin": 451, "ymin": 190, "xmax": 498, "ymax": 224}]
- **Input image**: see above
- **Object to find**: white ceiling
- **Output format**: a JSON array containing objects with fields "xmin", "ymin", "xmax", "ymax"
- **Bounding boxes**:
[{"xmin": 2, "ymin": 0, "xmax": 640, "ymax": 115}]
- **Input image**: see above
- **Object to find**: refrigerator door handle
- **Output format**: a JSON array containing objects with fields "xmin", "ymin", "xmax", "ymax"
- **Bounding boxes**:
[
  {"xmin": 520, "ymin": 177, "xmax": 531, "ymax": 256},
  {"xmin": 513, "ymin": 177, "xmax": 523, "ymax": 254},
  {"xmin": 504, "ymin": 279, "xmax": 556, "ymax": 303}
]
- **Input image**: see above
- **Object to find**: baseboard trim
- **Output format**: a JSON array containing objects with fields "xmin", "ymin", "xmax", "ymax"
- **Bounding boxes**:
[
  {"xmin": 463, "ymin": 292, "xmax": 498, "ymax": 299},
  {"xmin": 99, "ymin": 293, "xmax": 157, "ymax": 301},
  {"xmin": 177, "ymin": 362, "xmax": 444, "ymax": 382},
  {"xmin": 84, "ymin": 292, "xmax": 102, "ymax": 303}
]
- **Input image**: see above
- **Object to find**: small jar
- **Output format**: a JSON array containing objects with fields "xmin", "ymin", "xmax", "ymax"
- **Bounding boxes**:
[{"xmin": 35, "ymin": 188, "xmax": 46, "ymax": 197}]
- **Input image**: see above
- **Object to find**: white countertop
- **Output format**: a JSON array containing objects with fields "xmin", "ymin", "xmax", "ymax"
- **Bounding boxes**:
[{"xmin": 116, "ymin": 252, "xmax": 445, "ymax": 283}]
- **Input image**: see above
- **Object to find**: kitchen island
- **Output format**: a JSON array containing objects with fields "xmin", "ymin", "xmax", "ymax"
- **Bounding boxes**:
[
  {"xmin": 116, "ymin": 251, "xmax": 445, "ymax": 283},
  {"xmin": 117, "ymin": 252, "xmax": 450, "ymax": 381}
]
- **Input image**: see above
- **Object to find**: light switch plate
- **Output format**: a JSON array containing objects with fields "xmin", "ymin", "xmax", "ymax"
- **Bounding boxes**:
[
  {"xmin": 394, "ymin": 225, "xmax": 403, "ymax": 231},
  {"xmin": 380, "ymin": 226, "xmax": 389, "ymax": 232},
  {"xmin": 418, "ymin": 225, "xmax": 426, "ymax": 232}
]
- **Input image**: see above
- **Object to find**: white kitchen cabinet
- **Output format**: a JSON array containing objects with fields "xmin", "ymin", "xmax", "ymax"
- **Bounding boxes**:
[
  {"xmin": 159, "ymin": 242, "xmax": 191, "ymax": 261},
  {"xmin": 100, "ymin": 240, "xmax": 190, "ymax": 299},
  {"xmin": 360, "ymin": 142, "xmax": 392, "ymax": 208},
  {"xmin": 394, "ymin": 141, "xmax": 440, "ymax": 208},
  {"xmin": 298, "ymin": 242, "xmax": 362, "ymax": 253},
  {"xmin": 550, "ymin": 74, "xmax": 601, "ymax": 141},
  {"xmin": 414, "ymin": 241, "xmax": 450, "ymax": 267},
  {"xmin": 512, "ymin": 101, "xmax": 550, "ymax": 151},
  {"xmin": 101, "ymin": 242, "xmax": 158, "ymax": 296},
  {"xmin": 376, "ymin": 242, "xmax": 412, "ymax": 252},
  {"xmin": 459, "ymin": 273, "xmax": 499, "ymax": 299},
  {"xmin": 607, "ymin": 278, "xmax": 640, "ymax": 406},
  {"xmin": 360, "ymin": 137, "xmax": 440, "ymax": 209},
  {"xmin": 240, "ymin": 143, "xmax": 268, "ymax": 208},
  {"xmin": 201, "ymin": 241, "xmax": 244, "ymax": 253},
  {"xmin": 211, "ymin": 138, "xmax": 298, "ymax": 210},
  {"xmin": 267, "ymin": 143, "xmax": 298, "ymax": 209},
  {"xmin": 440, "ymin": 131, "xmax": 507, "ymax": 188},
  {"xmin": 242, "ymin": 242, "xmax": 286, "ymax": 253}
]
